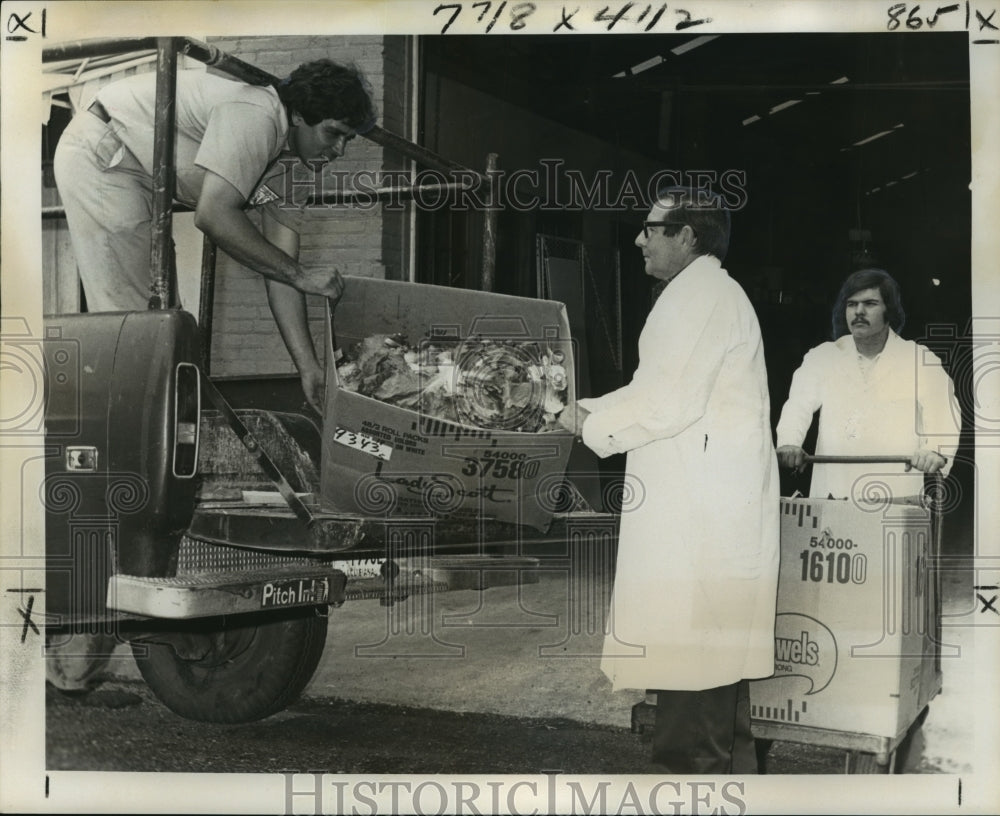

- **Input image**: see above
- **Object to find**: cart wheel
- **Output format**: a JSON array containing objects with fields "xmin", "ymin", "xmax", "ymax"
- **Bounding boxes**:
[
  {"xmin": 755, "ymin": 738, "xmax": 774, "ymax": 774},
  {"xmin": 630, "ymin": 700, "xmax": 657, "ymax": 740},
  {"xmin": 846, "ymin": 749, "xmax": 895, "ymax": 774},
  {"xmin": 131, "ymin": 606, "xmax": 328, "ymax": 723},
  {"xmin": 893, "ymin": 705, "xmax": 931, "ymax": 772}
]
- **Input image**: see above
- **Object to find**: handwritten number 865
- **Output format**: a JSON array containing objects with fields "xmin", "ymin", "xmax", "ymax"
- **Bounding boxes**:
[{"xmin": 887, "ymin": 3, "xmax": 941, "ymax": 29}]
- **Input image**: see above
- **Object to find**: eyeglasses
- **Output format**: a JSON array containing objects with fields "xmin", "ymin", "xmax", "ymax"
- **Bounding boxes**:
[{"xmin": 642, "ymin": 221, "xmax": 689, "ymax": 240}]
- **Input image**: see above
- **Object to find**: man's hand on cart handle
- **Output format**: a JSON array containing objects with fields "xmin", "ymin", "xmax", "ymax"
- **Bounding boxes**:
[
  {"xmin": 908, "ymin": 449, "xmax": 947, "ymax": 474},
  {"xmin": 776, "ymin": 447, "xmax": 947, "ymax": 474},
  {"xmin": 776, "ymin": 445, "xmax": 807, "ymax": 472}
]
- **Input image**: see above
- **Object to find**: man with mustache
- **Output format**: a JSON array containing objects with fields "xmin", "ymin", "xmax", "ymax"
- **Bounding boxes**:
[{"xmin": 775, "ymin": 268, "xmax": 961, "ymax": 500}]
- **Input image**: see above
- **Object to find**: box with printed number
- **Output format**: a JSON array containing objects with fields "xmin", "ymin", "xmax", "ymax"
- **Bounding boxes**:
[
  {"xmin": 750, "ymin": 496, "xmax": 941, "ymax": 742},
  {"xmin": 320, "ymin": 276, "xmax": 577, "ymax": 530}
]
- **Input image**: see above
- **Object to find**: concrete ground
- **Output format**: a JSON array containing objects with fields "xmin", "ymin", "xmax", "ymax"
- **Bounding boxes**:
[
  {"xmin": 299, "ymin": 563, "xmax": 974, "ymax": 774},
  {"xmin": 103, "ymin": 538, "xmax": 976, "ymax": 774}
]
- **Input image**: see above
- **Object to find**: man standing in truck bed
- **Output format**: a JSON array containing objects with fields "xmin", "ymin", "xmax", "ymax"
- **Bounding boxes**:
[
  {"xmin": 54, "ymin": 58, "xmax": 376, "ymax": 413},
  {"xmin": 48, "ymin": 58, "xmax": 374, "ymax": 694}
]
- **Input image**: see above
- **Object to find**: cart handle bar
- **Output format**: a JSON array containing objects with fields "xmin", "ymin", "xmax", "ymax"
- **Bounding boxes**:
[{"xmin": 804, "ymin": 454, "xmax": 918, "ymax": 465}]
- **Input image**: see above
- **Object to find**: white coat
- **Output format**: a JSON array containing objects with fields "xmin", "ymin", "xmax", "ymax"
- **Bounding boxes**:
[
  {"xmin": 578, "ymin": 255, "xmax": 779, "ymax": 691},
  {"xmin": 775, "ymin": 330, "xmax": 961, "ymax": 501}
]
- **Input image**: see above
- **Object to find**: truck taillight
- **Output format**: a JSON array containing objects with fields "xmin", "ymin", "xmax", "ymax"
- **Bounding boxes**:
[{"xmin": 173, "ymin": 362, "xmax": 201, "ymax": 478}]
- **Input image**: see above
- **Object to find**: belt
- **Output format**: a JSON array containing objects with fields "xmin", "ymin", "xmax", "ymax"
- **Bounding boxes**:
[{"xmin": 88, "ymin": 100, "xmax": 111, "ymax": 124}]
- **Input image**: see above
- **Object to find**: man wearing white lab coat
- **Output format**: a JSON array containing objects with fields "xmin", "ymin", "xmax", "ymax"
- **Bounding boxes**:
[
  {"xmin": 775, "ymin": 269, "xmax": 960, "ymax": 501},
  {"xmin": 562, "ymin": 186, "xmax": 779, "ymax": 773}
]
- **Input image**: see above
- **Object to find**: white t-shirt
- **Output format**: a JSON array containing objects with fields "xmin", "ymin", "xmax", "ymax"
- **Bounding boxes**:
[{"xmin": 96, "ymin": 69, "xmax": 290, "ymax": 208}]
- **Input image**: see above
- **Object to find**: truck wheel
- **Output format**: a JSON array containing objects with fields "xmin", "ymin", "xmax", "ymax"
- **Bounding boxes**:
[{"xmin": 131, "ymin": 606, "xmax": 328, "ymax": 723}]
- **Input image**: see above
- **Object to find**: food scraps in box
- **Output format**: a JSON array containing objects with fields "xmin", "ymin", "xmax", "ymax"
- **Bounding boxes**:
[{"xmin": 335, "ymin": 334, "xmax": 568, "ymax": 432}]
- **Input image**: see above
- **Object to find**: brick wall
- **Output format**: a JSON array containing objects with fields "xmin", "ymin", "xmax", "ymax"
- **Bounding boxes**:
[{"xmin": 205, "ymin": 35, "xmax": 410, "ymax": 377}]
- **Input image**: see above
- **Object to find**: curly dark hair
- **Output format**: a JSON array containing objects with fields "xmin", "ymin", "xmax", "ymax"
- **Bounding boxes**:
[
  {"xmin": 830, "ymin": 268, "xmax": 906, "ymax": 340},
  {"xmin": 653, "ymin": 185, "xmax": 732, "ymax": 261},
  {"xmin": 278, "ymin": 59, "xmax": 376, "ymax": 131}
]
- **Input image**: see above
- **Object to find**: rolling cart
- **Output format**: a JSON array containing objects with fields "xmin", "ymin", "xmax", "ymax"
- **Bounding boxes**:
[{"xmin": 632, "ymin": 455, "xmax": 945, "ymax": 774}]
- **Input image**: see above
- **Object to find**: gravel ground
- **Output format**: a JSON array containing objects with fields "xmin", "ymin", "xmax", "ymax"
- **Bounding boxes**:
[
  {"xmin": 46, "ymin": 679, "xmax": 849, "ymax": 775},
  {"xmin": 46, "ymin": 553, "xmax": 975, "ymax": 778}
]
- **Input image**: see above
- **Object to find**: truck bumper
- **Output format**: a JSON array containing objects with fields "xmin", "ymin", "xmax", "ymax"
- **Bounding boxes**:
[
  {"xmin": 108, "ymin": 567, "xmax": 350, "ymax": 619},
  {"xmin": 106, "ymin": 536, "xmax": 541, "ymax": 619}
]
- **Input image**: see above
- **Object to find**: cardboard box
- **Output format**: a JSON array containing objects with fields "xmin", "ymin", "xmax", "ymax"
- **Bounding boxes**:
[
  {"xmin": 750, "ymin": 497, "xmax": 941, "ymax": 741},
  {"xmin": 320, "ymin": 276, "xmax": 576, "ymax": 531}
]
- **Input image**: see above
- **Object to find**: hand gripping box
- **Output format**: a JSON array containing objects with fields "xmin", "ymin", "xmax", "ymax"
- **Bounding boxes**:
[
  {"xmin": 750, "ymin": 496, "xmax": 941, "ymax": 741},
  {"xmin": 320, "ymin": 276, "xmax": 577, "ymax": 531}
]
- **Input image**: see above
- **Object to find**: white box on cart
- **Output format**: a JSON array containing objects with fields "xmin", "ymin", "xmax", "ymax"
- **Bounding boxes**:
[{"xmin": 750, "ymin": 496, "xmax": 941, "ymax": 741}]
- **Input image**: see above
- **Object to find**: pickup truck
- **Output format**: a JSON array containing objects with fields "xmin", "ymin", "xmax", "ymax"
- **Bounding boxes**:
[{"xmin": 42, "ymin": 37, "xmax": 615, "ymax": 724}]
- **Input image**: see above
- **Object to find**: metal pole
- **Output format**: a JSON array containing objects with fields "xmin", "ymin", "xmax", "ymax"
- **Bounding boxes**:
[
  {"xmin": 804, "ymin": 455, "xmax": 916, "ymax": 465},
  {"xmin": 364, "ymin": 125, "xmax": 484, "ymax": 183},
  {"xmin": 198, "ymin": 236, "xmax": 218, "ymax": 373},
  {"xmin": 43, "ymin": 203, "xmax": 194, "ymax": 220},
  {"xmin": 177, "ymin": 38, "xmax": 280, "ymax": 88},
  {"xmin": 480, "ymin": 153, "xmax": 499, "ymax": 292},
  {"xmin": 148, "ymin": 37, "xmax": 178, "ymax": 310},
  {"xmin": 310, "ymin": 180, "xmax": 479, "ymax": 207},
  {"xmin": 929, "ymin": 473, "xmax": 944, "ymax": 676},
  {"xmin": 43, "ymin": 37, "xmax": 158, "ymax": 63}
]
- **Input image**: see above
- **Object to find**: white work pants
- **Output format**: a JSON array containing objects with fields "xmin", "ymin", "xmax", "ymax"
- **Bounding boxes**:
[{"xmin": 53, "ymin": 110, "xmax": 175, "ymax": 311}]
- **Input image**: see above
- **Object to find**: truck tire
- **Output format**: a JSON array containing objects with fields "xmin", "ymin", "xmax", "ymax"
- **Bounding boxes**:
[{"xmin": 131, "ymin": 607, "xmax": 328, "ymax": 723}]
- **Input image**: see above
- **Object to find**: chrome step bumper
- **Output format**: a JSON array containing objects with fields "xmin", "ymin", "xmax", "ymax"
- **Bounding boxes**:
[{"xmin": 108, "ymin": 545, "xmax": 540, "ymax": 619}]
